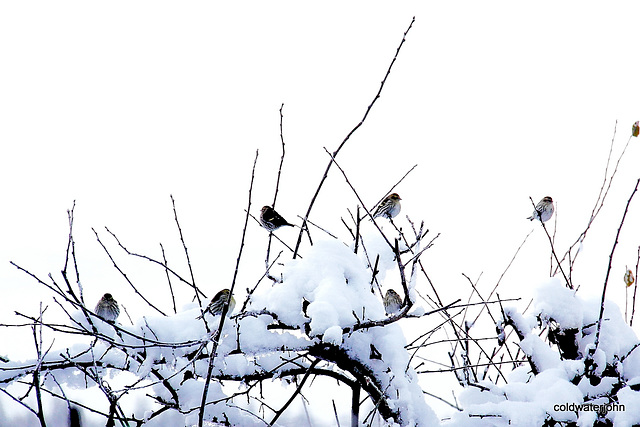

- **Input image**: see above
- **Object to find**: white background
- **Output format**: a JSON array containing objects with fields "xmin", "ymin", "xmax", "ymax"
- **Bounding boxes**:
[{"xmin": 1, "ymin": 1, "xmax": 640, "ymax": 421}]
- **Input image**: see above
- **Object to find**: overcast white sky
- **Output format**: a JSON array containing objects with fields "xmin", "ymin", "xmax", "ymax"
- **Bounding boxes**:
[{"xmin": 1, "ymin": 0, "xmax": 640, "ymax": 389}]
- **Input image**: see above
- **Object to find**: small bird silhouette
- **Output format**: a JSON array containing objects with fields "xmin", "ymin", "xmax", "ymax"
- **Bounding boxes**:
[
  {"xmin": 197, "ymin": 289, "xmax": 236, "ymax": 319},
  {"xmin": 95, "ymin": 293, "xmax": 120, "ymax": 323},
  {"xmin": 527, "ymin": 196, "xmax": 554, "ymax": 223},
  {"xmin": 260, "ymin": 206, "xmax": 294, "ymax": 231},
  {"xmin": 383, "ymin": 289, "xmax": 403, "ymax": 315},
  {"xmin": 372, "ymin": 193, "xmax": 402, "ymax": 220}
]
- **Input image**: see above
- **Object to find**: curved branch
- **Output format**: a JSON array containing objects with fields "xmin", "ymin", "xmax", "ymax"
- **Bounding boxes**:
[{"xmin": 293, "ymin": 17, "xmax": 416, "ymax": 258}]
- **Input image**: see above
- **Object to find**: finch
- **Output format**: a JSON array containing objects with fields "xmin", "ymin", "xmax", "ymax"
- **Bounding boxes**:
[
  {"xmin": 372, "ymin": 193, "xmax": 402, "ymax": 220},
  {"xmin": 95, "ymin": 293, "xmax": 120, "ymax": 323},
  {"xmin": 260, "ymin": 206, "xmax": 294, "ymax": 231},
  {"xmin": 527, "ymin": 196, "xmax": 554, "ymax": 223},
  {"xmin": 197, "ymin": 289, "xmax": 236, "ymax": 319},
  {"xmin": 383, "ymin": 289, "xmax": 403, "ymax": 315}
]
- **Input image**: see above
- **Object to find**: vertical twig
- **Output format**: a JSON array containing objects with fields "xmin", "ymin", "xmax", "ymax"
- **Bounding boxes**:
[
  {"xmin": 353, "ymin": 206, "xmax": 361, "ymax": 254},
  {"xmin": 170, "ymin": 195, "xmax": 203, "ymax": 308},
  {"xmin": 630, "ymin": 246, "xmax": 640, "ymax": 326},
  {"xmin": 266, "ymin": 104, "xmax": 288, "ymax": 269},
  {"xmin": 273, "ymin": 103, "xmax": 286, "ymax": 208},
  {"xmin": 32, "ymin": 303, "xmax": 47, "ymax": 427},
  {"xmin": 529, "ymin": 197, "xmax": 572, "ymax": 289},
  {"xmin": 332, "ymin": 400, "xmax": 341, "ymax": 427},
  {"xmin": 351, "ymin": 383, "xmax": 360, "ymax": 427},
  {"xmin": 160, "ymin": 243, "xmax": 177, "ymax": 314},
  {"xmin": 199, "ymin": 149, "xmax": 259, "ymax": 427},
  {"xmin": 293, "ymin": 17, "xmax": 416, "ymax": 258},
  {"xmin": 594, "ymin": 178, "xmax": 640, "ymax": 350}
]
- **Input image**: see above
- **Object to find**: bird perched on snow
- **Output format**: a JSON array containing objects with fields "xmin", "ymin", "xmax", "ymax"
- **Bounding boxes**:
[
  {"xmin": 372, "ymin": 193, "xmax": 402, "ymax": 220},
  {"xmin": 260, "ymin": 206, "xmax": 294, "ymax": 231},
  {"xmin": 197, "ymin": 289, "xmax": 235, "ymax": 319},
  {"xmin": 527, "ymin": 196, "xmax": 554, "ymax": 223},
  {"xmin": 383, "ymin": 289, "xmax": 403, "ymax": 315},
  {"xmin": 95, "ymin": 293, "xmax": 120, "ymax": 323}
]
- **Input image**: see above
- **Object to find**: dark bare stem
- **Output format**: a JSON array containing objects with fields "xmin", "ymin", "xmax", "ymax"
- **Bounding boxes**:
[
  {"xmin": 367, "ymin": 164, "xmax": 418, "ymax": 218},
  {"xmin": 322, "ymin": 148, "xmax": 393, "ymax": 250},
  {"xmin": 471, "ymin": 229, "xmax": 532, "ymax": 327},
  {"xmin": 269, "ymin": 359, "xmax": 320, "ymax": 425},
  {"xmin": 354, "ymin": 206, "xmax": 361, "ymax": 254},
  {"xmin": 293, "ymin": 17, "xmax": 415, "ymax": 258},
  {"xmin": 351, "ymin": 383, "xmax": 360, "ymax": 427},
  {"xmin": 160, "ymin": 242, "xmax": 177, "ymax": 314},
  {"xmin": 199, "ymin": 149, "xmax": 259, "ymax": 427},
  {"xmin": 529, "ymin": 197, "xmax": 572, "ymax": 289},
  {"xmin": 555, "ymin": 122, "xmax": 633, "ymax": 275},
  {"xmin": 296, "ymin": 215, "xmax": 338, "ymax": 239},
  {"xmin": 332, "ymin": 400, "xmax": 341, "ymax": 427},
  {"xmin": 241, "ymin": 251, "xmax": 283, "ymax": 313},
  {"xmin": 594, "ymin": 178, "xmax": 640, "ymax": 350},
  {"xmin": 630, "ymin": 246, "xmax": 640, "ymax": 326},
  {"xmin": 32, "ymin": 306, "xmax": 47, "ymax": 427},
  {"xmin": 93, "ymin": 228, "xmax": 167, "ymax": 316},
  {"xmin": 103, "ymin": 227, "xmax": 207, "ymax": 299},
  {"xmin": 171, "ymin": 194, "xmax": 203, "ymax": 308},
  {"xmin": 273, "ymin": 103, "xmax": 286, "ymax": 208}
]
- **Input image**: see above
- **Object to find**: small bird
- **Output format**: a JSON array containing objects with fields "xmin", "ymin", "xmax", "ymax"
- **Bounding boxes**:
[
  {"xmin": 197, "ymin": 289, "xmax": 236, "ymax": 319},
  {"xmin": 372, "ymin": 193, "xmax": 402, "ymax": 220},
  {"xmin": 383, "ymin": 289, "xmax": 403, "ymax": 315},
  {"xmin": 260, "ymin": 206, "xmax": 294, "ymax": 231},
  {"xmin": 527, "ymin": 196, "xmax": 554, "ymax": 222},
  {"xmin": 633, "ymin": 121, "xmax": 639, "ymax": 137},
  {"xmin": 95, "ymin": 293, "xmax": 120, "ymax": 323}
]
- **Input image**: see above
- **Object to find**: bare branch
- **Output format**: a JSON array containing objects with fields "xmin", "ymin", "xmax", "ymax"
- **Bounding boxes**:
[
  {"xmin": 293, "ymin": 17, "xmax": 416, "ymax": 258},
  {"xmin": 199, "ymin": 149, "xmax": 259, "ymax": 427},
  {"xmin": 594, "ymin": 177, "xmax": 640, "ymax": 350}
]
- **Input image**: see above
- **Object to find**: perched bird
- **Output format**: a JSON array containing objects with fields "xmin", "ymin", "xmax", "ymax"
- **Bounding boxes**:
[
  {"xmin": 95, "ymin": 293, "xmax": 120, "ymax": 323},
  {"xmin": 383, "ymin": 289, "xmax": 403, "ymax": 315},
  {"xmin": 197, "ymin": 289, "xmax": 236, "ymax": 319},
  {"xmin": 633, "ymin": 121, "xmax": 639, "ymax": 137},
  {"xmin": 527, "ymin": 196, "xmax": 554, "ymax": 223},
  {"xmin": 372, "ymin": 193, "xmax": 402, "ymax": 220},
  {"xmin": 260, "ymin": 206, "xmax": 294, "ymax": 231}
]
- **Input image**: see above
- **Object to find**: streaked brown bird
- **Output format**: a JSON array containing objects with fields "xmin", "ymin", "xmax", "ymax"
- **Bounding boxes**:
[
  {"xmin": 372, "ymin": 193, "xmax": 402, "ymax": 220},
  {"xmin": 527, "ymin": 196, "xmax": 554, "ymax": 223},
  {"xmin": 260, "ymin": 206, "xmax": 294, "ymax": 231},
  {"xmin": 197, "ymin": 289, "xmax": 236, "ymax": 319},
  {"xmin": 383, "ymin": 289, "xmax": 403, "ymax": 315},
  {"xmin": 95, "ymin": 293, "xmax": 120, "ymax": 323}
]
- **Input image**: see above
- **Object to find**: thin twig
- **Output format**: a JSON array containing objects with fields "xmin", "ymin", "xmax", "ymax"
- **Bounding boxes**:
[
  {"xmin": 630, "ymin": 246, "xmax": 640, "ymax": 326},
  {"xmin": 103, "ymin": 227, "xmax": 207, "ymax": 299},
  {"xmin": 269, "ymin": 359, "xmax": 320, "ymax": 425},
  {"xmin": 293, "ymin": 17, "xmax": 415, "ymax": 258},
  {"xmin": 273, "ymin": 103, "xmax": 286, "ymax": 208},
  {"xmin": 594, "ymin": 178, "xmax": 640, "ymax": 350},
  {"xmin": 366, "ymin": 164, "xmax": 418, "ymax": 219},
  {"xmin": 529, "ymin": 197, "xmax": 572, "ymax": 289},
  {"xmin": 93, "ymin": 228, "xmax": 167, "ymax": 316},
  {"xmin": 160, "ymin": 243, "xmax": 177, "ymax": 314},
  {"xmin": 171, "ymin": 194, "xmax": 203, "ymax": 308},
  {"xmin": 199, "ymin": 149, "xmax": 259, "ymax": 427}
]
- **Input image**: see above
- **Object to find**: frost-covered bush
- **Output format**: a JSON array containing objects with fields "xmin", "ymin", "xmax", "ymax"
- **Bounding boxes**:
[{"xmin": 446, "ymin": 279, "xmax": 640, "ymax": 427}]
